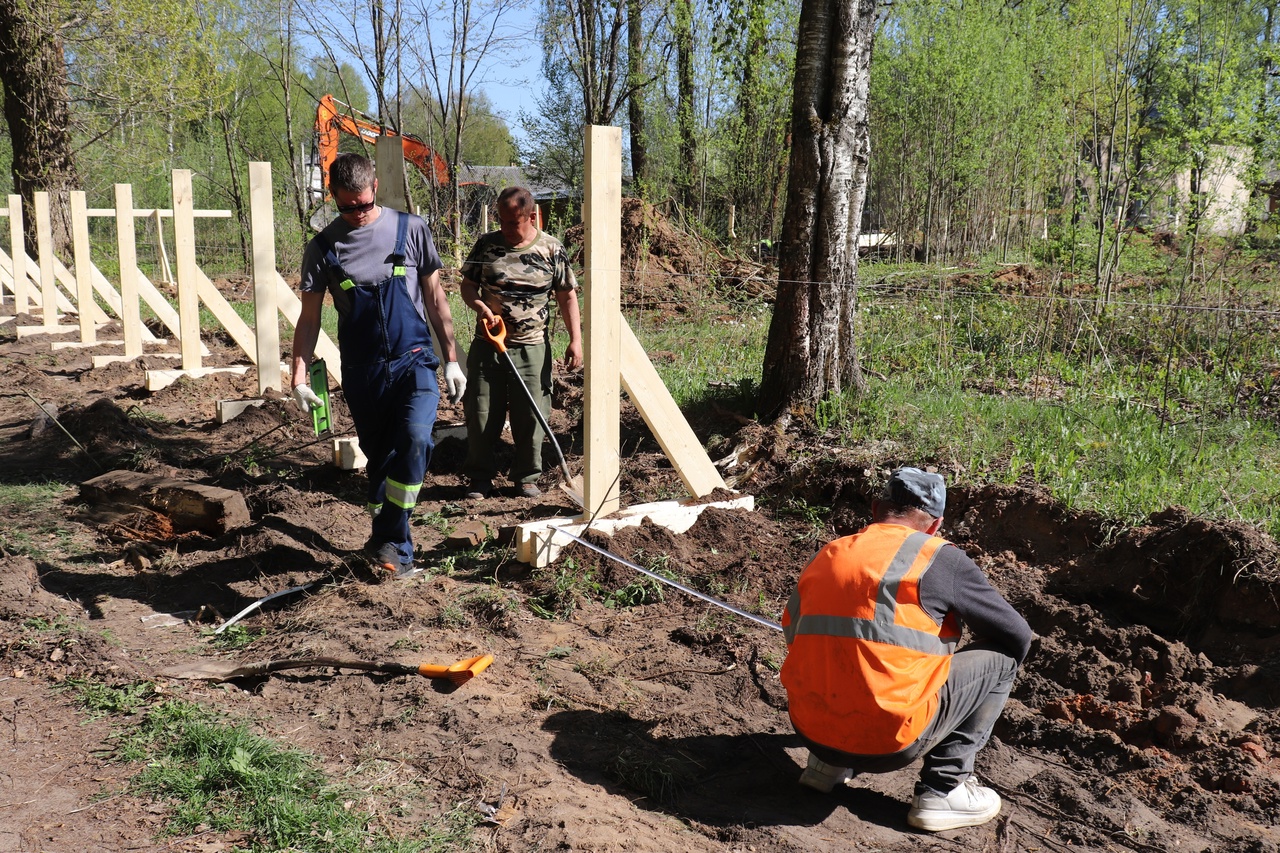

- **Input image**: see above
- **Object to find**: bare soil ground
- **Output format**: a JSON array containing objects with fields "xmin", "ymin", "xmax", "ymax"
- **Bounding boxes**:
[{"xmin": 4, "ymin": 281, "xmax": 1280, "ymax": 853}]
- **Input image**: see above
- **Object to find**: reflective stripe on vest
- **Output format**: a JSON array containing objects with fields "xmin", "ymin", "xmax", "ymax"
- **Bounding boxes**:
[{"xmin": 784, "ymin": 532, "xmax": 957, "ymax": 656}]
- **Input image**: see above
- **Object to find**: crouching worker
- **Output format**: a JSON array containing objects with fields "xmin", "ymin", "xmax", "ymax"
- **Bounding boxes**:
[{"xmin": 780, "ymin": 467, "xmax": 1033, "ymax": 832}]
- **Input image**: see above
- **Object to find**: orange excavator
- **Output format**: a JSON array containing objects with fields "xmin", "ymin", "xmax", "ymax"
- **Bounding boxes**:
[{"xmin": 311, "ymin": 93, "xmax": 450, "ymax": 199}]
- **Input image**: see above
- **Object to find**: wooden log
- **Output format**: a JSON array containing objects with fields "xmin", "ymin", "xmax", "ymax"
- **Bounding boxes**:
[{"xmin": 80, "ymin": 470, "xmax": 251, "ymax": 535}]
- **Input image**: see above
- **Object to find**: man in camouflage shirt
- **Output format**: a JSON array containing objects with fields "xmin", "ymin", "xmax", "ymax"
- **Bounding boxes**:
[{"xmin": 459, "ymin": 186, "xmax": 583, "ymax": 499}]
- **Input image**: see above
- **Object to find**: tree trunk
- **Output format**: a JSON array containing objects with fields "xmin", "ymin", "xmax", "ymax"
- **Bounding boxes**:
[
  {"xmin": 626, "ymin": 0, "xmax": 647, "ymax": 190},
  {"xmin": 758, "ymin": 0, "xmax": 874, "ymax": 421},
  {"xmin": 674, "ymin": 0, "xmax": 696, "ymax": 210},
  {"xmin": 0, "ymin": 0, "xmax": 79, "ymax": 256}
]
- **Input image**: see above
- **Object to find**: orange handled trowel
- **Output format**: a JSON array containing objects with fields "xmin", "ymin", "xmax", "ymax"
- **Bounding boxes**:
[
  {"xmin": 160, "ymin": 654, "xmax": 494, "ymax": 685},
  {"xmin": 413, "ymin": 654, "xmax": 495, "ymax": 684}
]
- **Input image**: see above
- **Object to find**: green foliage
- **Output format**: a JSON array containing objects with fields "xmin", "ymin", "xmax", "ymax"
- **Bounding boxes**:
[
  {"xmin": 204, "ymin": 625, "xmax": 260, "ymax": 650},
  {"xmin": 67, "ymin": 679, "xmax": 157, "ymax": 719},
  {"xmin": 21, "ymin": 615, "xmax": 71, "ymax": 633},
  {"xmin": 621, "ymin": 306, "xmax": 768, "ymax": 408},
  {"xmin": 529, "ymin": 557, "xmax": 600, "ymax": 620},
  {"xmin": 605, "ymin": 576, "xmax": 665, "ymax": 609},
  {"xmin": 836, "ymin": 273, "xmax": 1280, "ymax": 534}
]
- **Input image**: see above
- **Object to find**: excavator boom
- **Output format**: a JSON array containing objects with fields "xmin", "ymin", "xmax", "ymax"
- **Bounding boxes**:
[{"xmin": 313, "ymin": 94, "xmax": 450, "ymax": 197}]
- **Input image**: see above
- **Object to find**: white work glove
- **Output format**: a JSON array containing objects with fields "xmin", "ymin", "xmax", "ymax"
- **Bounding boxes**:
[
  {"xmin": 443, "ymin": 361, "xmax": 467, "ymax": 404},
  {"xmin": 292, "ymin": 383, "xmax": 324, "ymax": 415}
]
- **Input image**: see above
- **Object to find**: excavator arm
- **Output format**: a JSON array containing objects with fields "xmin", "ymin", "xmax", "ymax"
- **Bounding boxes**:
[{"xmin": 314, "ymin": 94, "xmax": 450, "ymax": 197}]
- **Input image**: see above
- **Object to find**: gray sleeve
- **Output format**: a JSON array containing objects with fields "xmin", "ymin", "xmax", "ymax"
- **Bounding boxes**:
[
  {"xmin": 919, "ymin": 544, "xmax": 1033, "ymax": 663},
  {"xmin": 298, "ymin": 237, "xmax": 330, "ymax": 294}
]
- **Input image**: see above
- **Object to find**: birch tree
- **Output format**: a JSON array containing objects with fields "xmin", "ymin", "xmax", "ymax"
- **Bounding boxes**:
[
  {"xmin": 758, "ymin": 0, "xmax": 875, "ymax": 420},
  {"xmin": 0, "ymin": 0, "xmax": 77, "ymax": 253}
]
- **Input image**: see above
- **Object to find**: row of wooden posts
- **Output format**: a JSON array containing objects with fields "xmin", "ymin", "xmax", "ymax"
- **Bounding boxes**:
[
  {"xmin": 0, "ymin": 130, "xmax": 735, "ymax": 542},
  {"xmin": 0, "ymin": 163, "xmax": 342, "ymax": 393}
]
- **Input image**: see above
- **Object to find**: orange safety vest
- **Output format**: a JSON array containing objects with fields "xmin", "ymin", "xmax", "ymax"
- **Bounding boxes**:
[{"xmin": 781, "ymin": 523, "xmax": 961, "ymax": 755}]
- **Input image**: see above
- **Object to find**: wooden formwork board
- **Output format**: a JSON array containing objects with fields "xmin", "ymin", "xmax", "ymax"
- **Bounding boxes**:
[
  {"xmin": 513, "ymin": 496, "xmax": 755, "ymax": 568},
  {"xmin": 145, "ymin": 365, "xmax": 254, "ymax": 392},
  {"xmin": 619, "ymin": 318, "xmax": 726, "ymax": 498}
]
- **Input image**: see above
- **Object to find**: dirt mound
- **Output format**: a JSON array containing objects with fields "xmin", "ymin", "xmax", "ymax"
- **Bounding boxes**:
[
  {"xmin": 563, "ymin": 197, "xmax": 774, "ymax": 310},
  {"xmin": 1063, "ymin": 507, "xmax": 1280, "ymax": 661}
]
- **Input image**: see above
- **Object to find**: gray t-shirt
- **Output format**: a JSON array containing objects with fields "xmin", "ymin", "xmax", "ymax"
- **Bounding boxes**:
[{"xmin": 299, "ymin": 207, "xmax": 443, "ymax": 321}]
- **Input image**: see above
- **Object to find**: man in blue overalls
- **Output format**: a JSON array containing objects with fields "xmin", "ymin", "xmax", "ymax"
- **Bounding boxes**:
[{"xmin": 290, "ymin": 153, "xmax": 466, "ymax": 579}]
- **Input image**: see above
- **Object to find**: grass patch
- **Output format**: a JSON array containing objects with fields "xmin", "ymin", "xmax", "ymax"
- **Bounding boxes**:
[
  {"xmin": 840, "ymin": 277, "xmax": 1280, "ymax": 534},
  {"xmin": 835, "ymin": 380, "xmax": 1280, "ymax": 531},
  {"xmin": 528, "ymin": 557, "xmax": 600, "ymax": 620},
  {"xmin": 605, "ymin": 744, "xmax": 694, "ymax": 805},
  {"xmin": 619, "ymin": 257, "xmax": 1280, "ymax": 537},
  {"xmin": 103, "ymin": 696, "xmax": 476, "ymax": 852},
  {"xmin": 0, "ymin": 482, "xmax": 87, "ymax": 560}
]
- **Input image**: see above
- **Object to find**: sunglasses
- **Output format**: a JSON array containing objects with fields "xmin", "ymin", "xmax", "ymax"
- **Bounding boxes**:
[{"xmin": 336, "ymin": 199, "xmax": 375, "ymax": 215}]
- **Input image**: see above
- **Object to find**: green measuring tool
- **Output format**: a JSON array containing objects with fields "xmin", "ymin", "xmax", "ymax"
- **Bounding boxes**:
[{"xmin": 307, "ymin": 359, "xmax": 332, "ymax": 435}]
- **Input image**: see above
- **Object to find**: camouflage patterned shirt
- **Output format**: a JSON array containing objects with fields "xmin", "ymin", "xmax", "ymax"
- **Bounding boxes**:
[{"xmin": 461, "ymin": 229, "xmax": 578, "ymax": 347}]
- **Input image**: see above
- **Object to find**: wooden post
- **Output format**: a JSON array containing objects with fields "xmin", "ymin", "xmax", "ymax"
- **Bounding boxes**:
[
  {"xmin": 375, "ymin": 136, "xmax": 412, "ymax": 213},
  {"xmin": 69, "ymin": 191, "xmax": 96, "ymax": 343},
  {"xmin": 153, "ymin": 209, "xmax": 173, "ymax": 285},
  {"xmin": 581, "ymin": 125, "xmax": 623, "ymax": 519},
  {"xmin": 7, "ymin": 195, "xmax": 26, "ymax": 314},
  {"xmin": 34, "ymin": 192, "xmax": 58, "ymax": 331},
  {"xmin": 249, "ymin": 162, "xmax": 282, "ymax": 393},
  {"xmin": 171, "ymin": 170, "xmax": 201, "ymax": 370},
  {"xmin": 480, "ymin": 203, "xmax": 489, "ymax": 233},
  {"xmin": 34, "ymin": 194, "xmax": 60, "ymax": 330},
  {"xmin": 115, "ymin": 184, "xmax": 143, "ymax": 359}
]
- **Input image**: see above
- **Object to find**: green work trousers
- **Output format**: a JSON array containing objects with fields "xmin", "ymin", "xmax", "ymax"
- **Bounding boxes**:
[{"xmin": 463, "ymin": 336, "xmax": 552, "ymax": 486}]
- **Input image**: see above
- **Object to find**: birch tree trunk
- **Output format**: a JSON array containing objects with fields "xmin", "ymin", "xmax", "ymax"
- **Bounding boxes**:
[
  {"xmin": 758, "ymin": 0, "xmax": 873, "ymax": 420},
  {"xmin": 0, "ymin": 0, "xmax": 78, "ymax": 256}
]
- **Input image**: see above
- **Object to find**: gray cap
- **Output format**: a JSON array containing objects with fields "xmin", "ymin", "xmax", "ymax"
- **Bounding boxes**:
[{"xmin": 883, "ymin": 467, "xmax": 946, "ymax": 518}]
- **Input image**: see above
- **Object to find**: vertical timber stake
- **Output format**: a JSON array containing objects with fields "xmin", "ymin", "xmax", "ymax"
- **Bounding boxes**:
[
  {"xmin": 249, "ymin": 162, "xmax": 282, "ymax": 394},
  {"xmin": 582, "ymin": 125, "xmax": 623, "ymax": 519}
]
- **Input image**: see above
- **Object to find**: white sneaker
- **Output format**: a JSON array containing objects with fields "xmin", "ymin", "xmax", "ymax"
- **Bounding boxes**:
[
  {"xmin": 906, "ymin": 776, "xmax": 1001, "ymax": 831},
  {"xmin": 797, "ymin": 753, "xmax": 853, "ymax": 793}
]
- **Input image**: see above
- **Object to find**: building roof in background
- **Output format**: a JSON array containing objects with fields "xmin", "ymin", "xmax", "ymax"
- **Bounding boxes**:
[{"xmin": 457, "ymin": 165, "xmax": 577, "ymax": 201}]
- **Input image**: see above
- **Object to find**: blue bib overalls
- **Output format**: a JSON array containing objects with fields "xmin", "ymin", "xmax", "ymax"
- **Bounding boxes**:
[{"xmin": 317, "ymin": 212, "xmax": 440, "ymax": 568}]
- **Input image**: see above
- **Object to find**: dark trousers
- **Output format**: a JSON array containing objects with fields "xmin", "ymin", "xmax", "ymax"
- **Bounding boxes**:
[
  {"xmin": 463, "ymin": 338, "xmax": 551, "ymax": 486},
  {"xmin": 346, "ymin": 353, "xmax": 440, "ymax": 565}
]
